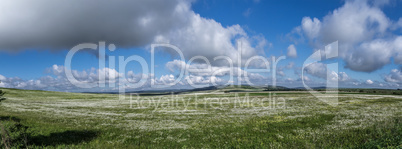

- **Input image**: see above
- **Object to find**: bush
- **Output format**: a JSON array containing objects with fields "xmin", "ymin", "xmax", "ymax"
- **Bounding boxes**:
[
  {"xmin": 0, "ymin": 120, "xmax": 30, "ymax": 148},
  {"xmin": 0, "ymin": 90, "xmax": 5, "ymax": 102}
]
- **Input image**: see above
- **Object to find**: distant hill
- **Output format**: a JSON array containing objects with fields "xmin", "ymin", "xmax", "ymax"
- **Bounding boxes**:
[
  {"xmin": 187, "ymin": 86, "xmax": 219, "ymax": 92},
  {"xmin": 4, "ymin": 85, "xmax": 401, "ymax": 96},
  {"xmin": 223, "ymin": 85, "xmax": 259, "ymax": 90},
  {"xmin": 264, "ymin": 85, "xmax": 289, "ymax": 91}
]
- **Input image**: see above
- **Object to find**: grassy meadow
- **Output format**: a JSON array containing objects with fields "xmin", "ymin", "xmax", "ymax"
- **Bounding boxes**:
[{"xmin": 0, "ymin": 87, "xmax": 401, "ymax": 148}]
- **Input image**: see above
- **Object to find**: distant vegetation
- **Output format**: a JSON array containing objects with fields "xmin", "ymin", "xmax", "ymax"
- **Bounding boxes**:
[
  {"xmin": 0, "ymin": 90, "xmax": 5, "ymax": 102},
  {"xmin": 85, "ymin": 85, "xmax": 402, "ymax": 96},
  {"xmin": 261, "ymin": 85, "xmax": 402, "ymax": 95},
  {"xmin": 224, "ymin": 85, "xmax": 257, "ymax": 89},
  {"xmin": 263, "ymin": 85, "xmax": 303, "ymax": 91},
  {"xmin": 338, "ymin": 88, "xmax": 402, "ymax": 95}
]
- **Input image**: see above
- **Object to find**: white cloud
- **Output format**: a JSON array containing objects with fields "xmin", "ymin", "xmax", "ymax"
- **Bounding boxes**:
[
  {"xmin": 0, "ymin": 76, "xmax": 48, "ymax": 90},
  {"xmin": 338, "ymin": 72, "xmax": 350, "ymax": 82},
  {"xmin": 301, "ymin": 17, "xmax": 321, "ymax": 40},
  {"xmin": 344, "ymin": 38, "xmax": 395, "ymax": 72},
  {"xmin": 48, "ymin": 64, "xmax": 123, "ymax": 83},
  {"xmin": 0, "ymin": 64, "xmax": 126, "ymax": 91},
  {"xmin": 304, "ymin": 62, "xmax": 350, "ymax": 82},
  {"xmin": 384, "ymin": 69, "xmax": 402, "ymax": 84},
  {"xmin": 0, "ymin": 75, "xmax": 6, "ymax": 81},
  {"xmin": 370, "ymin": 0, "xmax": 391, "ymax": 7},
  {"xmin": 165, "ymin": 59, "xmax": 268, "ymax": 79},
  {"xmin": 0, "ymin": 61, "xmax": 271, "ymax": 91},
  {"xmin": 302, "ymin": 76, "xmax": 310, "ymax": 82},
  {"xmin": 158, "ymin": 74, "xmax": 176, "ymax": 84},
  {"xmin": 184, "ymin": 75, "xmax": 223, "ymax": 85},
  {"xmin": 165, "ymin": 59, "xmax": 269, "ymax": 86},
  {"xmin": 304, "ymin": 62, "xmax": 327, "ymax": 79},
  {"xmin": 286, "ymin": 78, "xmax": 294, "ymax": 81},
  {"xmin": 393, "ymin": 36, "xmax": 402, "ymax": 64},
  {"xmin": 277, "ymin": 71, "xmax": 285, "ymax": 77},
  {"xmin": 318, "ymin": 0, "xmax": 390, "ymax": 48},
  {"xmin": 155, "ymin": 8, "xmax": 268, "ymax": 67},
  {"xmin": 0, "ymin": 75, "xmax": 7, "ymax": 88},
  {"xmin": 287, "ymin": 44, "xmax": 297, "ymax": 58},
  {"xmin": 166, "ymin": 59, "xmax": 187, "ymax": 72},
  {"xmin": 397, "ymin": 18, "xmax": 402, "ymax": 29},
  {"xmin": 126, "ymin": 71, "xmax": 148, "ymax": 83},
  {"xmin": 294, "ymin": 0, "xmax": 400, "ymax": 72},
  {"xmin": 366, "ymin": 79, "xmax": 374, "ymax": 84},
  {"xmin": 0, "ymin": 0, "xmax": 268, "ymax": 67}
]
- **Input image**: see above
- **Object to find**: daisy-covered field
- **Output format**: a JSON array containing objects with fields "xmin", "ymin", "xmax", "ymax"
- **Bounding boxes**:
[{"xmin": 0, "ymin": 87, "xmax": 401, "ymax": 148}]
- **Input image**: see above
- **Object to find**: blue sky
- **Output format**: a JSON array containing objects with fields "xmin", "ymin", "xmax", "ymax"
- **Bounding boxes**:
[{"xmin": 0, "ymin": 0, "xmax": 401, "ymax": 92}]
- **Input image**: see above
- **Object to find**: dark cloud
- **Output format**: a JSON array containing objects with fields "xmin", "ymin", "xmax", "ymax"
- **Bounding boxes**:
[{"xmin": 0, "ymin": 0, "xmax": 189, "ymax": 51}]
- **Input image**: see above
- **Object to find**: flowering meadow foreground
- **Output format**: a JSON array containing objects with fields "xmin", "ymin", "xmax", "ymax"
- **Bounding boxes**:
[{"xmin": 0, "ymin": 87, "xmax": 401, "ymax": 148}]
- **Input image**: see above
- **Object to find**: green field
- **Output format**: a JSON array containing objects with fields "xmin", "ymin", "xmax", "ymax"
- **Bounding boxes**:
[{"xmin": 0, "ymin": 88, "xmax": 401, "ymax": 148}]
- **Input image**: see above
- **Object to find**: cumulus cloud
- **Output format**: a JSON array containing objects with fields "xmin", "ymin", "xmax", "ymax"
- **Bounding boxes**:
[
  {"xmin": 397, "ymin": 18, "xmax": 402, "ymax": 29},
  {"xmin": 294, "ymin": 0, "xmax": 401, "ymax": 72},
  {"xmin": 344, "ymin": 38, "xmax": 394, "ymax": 72},
  {"xmin": 338, "ymin": 72, "xmax": 350, "ymax": 82},
  {"xmin": 157, "ymin": 74, "xmax": 176, "ymax": 85},
  {"xmin": 287, "ymin": 44, "xmax": 297, "ymax": 58},
  {"xmin": 304, "ymin": 62, "xmax": 328, "ymax": 79},
  {"xmin": 301, "ymin": 17, "xmax": 321, "ymax": 40},
  {"xmin": 302, "ymin": 76, "xmax": 311, "ymax": 82},
  {"xmin": 0, "ymin": 62, "xmax": 270, "ymax": 91},
  {"xmin": 319, "ymin": 0, "xmax": 390, "ymax": 47},
  {"xmin": 166, "ymin": 60, "xmax": 231, "ymax": 76},
  {"xmin": 165, "ymin": 59, "xmax": 269, "ymax": 85},
  {"xmin": 0, "ymin": 76, "xmax": 48, "ymax": 90},
  {"xmin": 47, "ymin": 65, "xmax": 123, "ymax": 83},
  {"xmin": 384, "ymin": 68, "xmax": 402, "ymax": 84},
  {"xmin": 184, "ymin": 75, "xmax": 223, "ymax": 85},
  {"xmin": 156, "ymin": 13, "xmax": 268, "ymax": 66},
  {"xmin": 366, "ymin": 79, "xmax": 374, "ymax": 84},
  {"xmin": 304, "ymin": 62, "xmax": 350, "ymax": 82},
  {"xmin": 0, "ymin": 64, "xmax": 131, "ymax": 91},
  {"xmin": 0, "ymin": 0, "xmax": 268, "ymax": 68},
  {"xmin": 344, "ymin": 36, "xmax": 402, "ymax": 72},
  {"xmin": 369, "ymin": 0, "xmax": 391, "ymax": 7},
  {"xmin": 0, "ymin": 75, "xmax": 6, "ymax": 81}
]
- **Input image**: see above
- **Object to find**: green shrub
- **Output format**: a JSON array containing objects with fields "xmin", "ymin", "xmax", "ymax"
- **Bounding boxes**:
[
  {"xmin": 0, "ymin": 90, "xmax": 5, "ymax": 102},
  {"xmin": 0, "ymin": 120, "xmax": 30, "ymax": 148}
]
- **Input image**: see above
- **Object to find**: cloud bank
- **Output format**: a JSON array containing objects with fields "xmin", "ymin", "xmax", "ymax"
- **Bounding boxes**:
[
  {"xmin": 294, "ymin": 0, "xmax": 402, "ymax": 72},
  {"xmin": 0, "ymin": 0, "xmax": 267, "ymax": 67}
]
